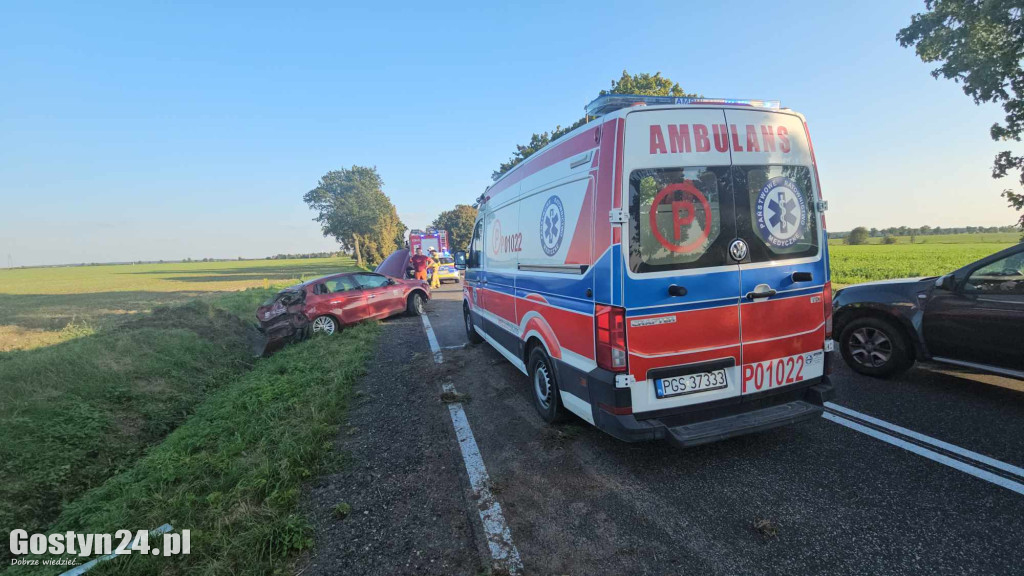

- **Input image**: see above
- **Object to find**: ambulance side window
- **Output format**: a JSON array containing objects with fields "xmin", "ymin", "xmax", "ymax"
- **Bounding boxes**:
[{"xmin": 468, "ymin": 221, "xmax": 483, "ymax": 268}]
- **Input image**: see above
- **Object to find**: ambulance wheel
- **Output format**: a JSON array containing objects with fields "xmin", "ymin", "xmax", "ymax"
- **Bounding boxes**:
[
  {"xmin": 839, "ymin": 316, "xmax": 913, "ymax": 378},
  {"xmin": 528, "ymin": 347, "xmax": 568, "ymax": 424},
  {"xmin": 463, "ymin": 304, "xmax": 482, "ymax": 344}
]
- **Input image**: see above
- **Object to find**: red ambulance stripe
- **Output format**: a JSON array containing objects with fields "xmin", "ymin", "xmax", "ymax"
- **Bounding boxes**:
[
  {"xmin": 517, "ymin": 299, "xmax": 595, "ymax": 360},
  {"xmin": 484, "ymin": 289, "xmax": 517, "ymax": 323},
  {"xmin": 627, "ymin": 305, "xmax": 740, "ymax": 358},
  {"xmin": 564, "ymin": 177, "xmax": 594, "ymax": 265},
  {"xmin": 485, "ymin": 128, "xmax": 600, "ymax": 203},
  {"xmin": 629, "ymin": 345, "xmax": 741, "ymax": 383},
  {"xmin": 740, "ymin": 292, "xmax": 824, "ymax": 341},
  {"xmin": 613, "ymin": 118, "xmax": 625, "ymax": 209},
  {"xmin": 741, "ymin": 328, "xmax": 825, "ymax": 364},
  {"xmin": 594, "ymin": 119, "xmax": 619, "ymax": 254}
]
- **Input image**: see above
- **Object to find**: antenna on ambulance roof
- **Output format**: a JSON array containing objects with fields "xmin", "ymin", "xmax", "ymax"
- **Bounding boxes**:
[{"xmin": 585, "ymin": 94, "xmax": 781, "ymax": 119}]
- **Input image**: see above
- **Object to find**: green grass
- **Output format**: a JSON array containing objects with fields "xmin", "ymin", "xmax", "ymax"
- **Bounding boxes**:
[
  {"xmin": 0, "ymin": 301, "xmax": 259, "ymax": 556},
  {"xmin": 7, "ymin": 323, "xmax": 378, "ymax": 575},
  {"xmin": 829, "ymin": 242, "xmax": 1017, "ymax": 287},
  {"xmin": 0, "ymin": 257, "xmax": 359, "ymax": 351},
  {"xmin": 828, "ymin": 232, "xmax": 1018, "ymax": 246}
]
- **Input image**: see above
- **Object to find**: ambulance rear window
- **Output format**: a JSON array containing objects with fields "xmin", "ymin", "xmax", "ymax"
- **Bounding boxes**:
[
  {"xmin": 733, "ymin": 165, "xmax": 819, "ymax": 261},
  {"xmin": 627, "ymin": 166, "xmax": 733, "ymax": 273}
]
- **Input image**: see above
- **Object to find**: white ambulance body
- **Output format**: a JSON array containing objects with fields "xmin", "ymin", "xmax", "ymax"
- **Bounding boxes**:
[{"xmin": 456, "ymin": 95, "xmax": 834, "ymax": 446}]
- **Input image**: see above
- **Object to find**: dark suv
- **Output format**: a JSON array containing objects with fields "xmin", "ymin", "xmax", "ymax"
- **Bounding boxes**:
[{"xmin": 833, "ymin": 243, "xmax": 1023, "ymax": 379}]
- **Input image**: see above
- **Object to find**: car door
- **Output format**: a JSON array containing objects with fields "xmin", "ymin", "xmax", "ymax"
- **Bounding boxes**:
[
  {"xmin": 322, "ymin": 275, "xmax": 368, "ymax": 324},
  {"xmin": 924, "ymin": 248, "xmax": 1024, "ymax": 372},
  {"xmin": 464, "ymin": 220, "xmax": 486, "ymax": 320},
  {"xmin": 355, "ymin": 273, "xmax": 403, "ymax": 318}
]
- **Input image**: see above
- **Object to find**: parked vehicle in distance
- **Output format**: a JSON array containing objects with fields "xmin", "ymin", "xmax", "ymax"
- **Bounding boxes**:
[
  {"xmin": 409, "ymin": 229, "xmax": 449, "ymax": 255},
  {"xmin": 432, "ymin": 256, "xmax": 460, "ymax": 283},
  {"xmin": 454, "ymin": 93, "xmax": 835, "ymax": 448},
  {"xmin": 257, "ymin": 272, "xmax": 430, "ymax": 340},
  {"xmin": 833, "ymin": 243, "xmax": 1023, "ymax": 379}
]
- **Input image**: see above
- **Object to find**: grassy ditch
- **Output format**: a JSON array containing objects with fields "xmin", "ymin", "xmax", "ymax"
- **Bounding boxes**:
[
  {"xmin": 0, "ymin": 301, "xmax": 258, "ymax": 553},
  {"xmin": 8, "ymin": 322, "xmax": 378, "ymax": 575}
]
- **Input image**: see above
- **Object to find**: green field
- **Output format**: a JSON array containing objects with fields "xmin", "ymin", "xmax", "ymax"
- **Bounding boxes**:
[
  {"xmin": 0, "ymin": 256, "xmax": 369, "ymax": 573},
  {"xmin": 828, "ymin": 235, "xmax": 1018, "ymax": 287},
  {"xmin": 0, "ymin": 256, "xmax": 360, "ymax": 351}
]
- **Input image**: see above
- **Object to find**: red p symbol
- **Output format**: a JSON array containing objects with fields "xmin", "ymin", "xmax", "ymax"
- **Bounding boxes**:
[{"xmin": 672, "ymin": 200, "xmax": 695, "ymax": 241}]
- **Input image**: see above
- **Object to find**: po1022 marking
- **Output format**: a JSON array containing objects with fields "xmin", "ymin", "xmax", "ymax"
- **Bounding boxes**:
[{"xmin": 742, "ymin": 352, "xmax": 820, "ymax": 393}]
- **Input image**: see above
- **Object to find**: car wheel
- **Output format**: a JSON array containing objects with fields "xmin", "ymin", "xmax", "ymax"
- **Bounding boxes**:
[
  {"xmin": 463, "ymin": 304, "xmax": 482, "ymax": 344},
  {"xmin": 311, "ymin": 315, "xmax": 338, "ymax": 336},
  {"xmin": 839, "ymin": 317, "xmax": 912, "ymax": 378},
  {"xmin": 528, "ymin": 346, "xmax": 568, "ymax": 424},
  {"xmin": 407, "ymin": 292, "xmax": 425, "ymax": 316}
]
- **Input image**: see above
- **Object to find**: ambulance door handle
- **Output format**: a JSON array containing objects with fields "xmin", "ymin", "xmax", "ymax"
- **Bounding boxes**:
[
  {"xmin": 746, "ymin": 284, "xmax": 777, "ymax": 300},
  {"xmin": 668, "ymin": 285, "xmax": 688, "ymax": 297}
]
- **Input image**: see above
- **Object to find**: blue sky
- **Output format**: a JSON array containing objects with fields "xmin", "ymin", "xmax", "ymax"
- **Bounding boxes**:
[{"xmin": 1, "ymin": 0, "xmax": 1019, "ymax": 266}]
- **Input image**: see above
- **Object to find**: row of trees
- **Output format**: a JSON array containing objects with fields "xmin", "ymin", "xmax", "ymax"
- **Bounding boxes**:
[{"xmin": 838, "ymin": 225, "xmax": 1020, "ymax": 245}]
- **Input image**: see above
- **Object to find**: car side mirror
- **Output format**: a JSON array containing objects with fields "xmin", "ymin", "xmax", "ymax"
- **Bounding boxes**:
[
  {"xmin": 454, "ymin": 250, "xmax": 467, "ymax": 270},
  {"xmin": 935, "ymin": 274, "xmax": 956, "ymax": 291}
]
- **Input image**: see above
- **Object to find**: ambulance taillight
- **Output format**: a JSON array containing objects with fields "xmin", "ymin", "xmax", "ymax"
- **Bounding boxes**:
[{"xmin": 596, "ymin": 305, "xmax": 627, "ymax": 372}]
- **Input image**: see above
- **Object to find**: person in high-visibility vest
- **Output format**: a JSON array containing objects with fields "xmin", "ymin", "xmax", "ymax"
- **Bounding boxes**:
[{"xmin": 427, "ymin": 248, "xmax": 442, "ymax": 289}]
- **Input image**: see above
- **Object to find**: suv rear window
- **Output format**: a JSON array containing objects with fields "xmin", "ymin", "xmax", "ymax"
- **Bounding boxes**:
[{"xmin": 627, "ymin": 166, "xmax": 733, "ymax": 273}]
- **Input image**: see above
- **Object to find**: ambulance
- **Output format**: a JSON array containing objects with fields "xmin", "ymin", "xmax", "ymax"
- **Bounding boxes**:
[{"xmin": 455, "ymin": 94, "xmax": 835, "ymax": 447}]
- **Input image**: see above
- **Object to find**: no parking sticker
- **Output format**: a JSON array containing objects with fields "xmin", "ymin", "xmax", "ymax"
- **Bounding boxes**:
[
  {"xmin": 755, "ymin": 177, "xmax": 807, "ymax": 248},
  {"xmin": 648, "ymin": 181, "xmax": 712, "ymax": 253}
]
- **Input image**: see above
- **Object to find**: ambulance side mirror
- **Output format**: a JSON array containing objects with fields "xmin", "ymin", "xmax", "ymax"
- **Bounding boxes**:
[{"xmin": 454, "ymin": 250, "xmax": 467, "ymax": 270}]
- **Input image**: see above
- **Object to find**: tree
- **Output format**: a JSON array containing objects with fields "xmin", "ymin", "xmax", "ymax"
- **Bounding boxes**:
[
  {"xmin": 846, "ymin": 227, "xmax": 871, "ymax": 245},
  {"xmin": 303, "ymin": 166, "xmax": 406, "ymax": 268},
  {"xmin": 493, "ymin": 70, "xmax": 699, "ymax": 179},
  {"xmin": 897, "ymin": 1, "xmax": 1024, "ymax": 232},
  {"xmin": 882, "ymin": 234, "xmax": 899, "ymax": 245},
  {"xmin": 431, "ymin": 204, "xmax": 478, "ymax": 252}
]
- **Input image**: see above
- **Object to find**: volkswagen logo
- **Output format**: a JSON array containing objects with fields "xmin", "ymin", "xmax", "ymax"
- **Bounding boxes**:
[{"xmin": 729, "ymin": 239, "xmax": 748, "ymax": 262}]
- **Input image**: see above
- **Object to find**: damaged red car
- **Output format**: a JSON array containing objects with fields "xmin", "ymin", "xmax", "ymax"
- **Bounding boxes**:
[{"xmin": 256, "ymin": 271, "xmax": 430, "ymax": 346}]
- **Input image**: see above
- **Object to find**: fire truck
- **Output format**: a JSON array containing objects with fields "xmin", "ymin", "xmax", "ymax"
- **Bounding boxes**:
[{"xmin": 409, "ymin": 229, "xmax": 449, "ymax": 255}]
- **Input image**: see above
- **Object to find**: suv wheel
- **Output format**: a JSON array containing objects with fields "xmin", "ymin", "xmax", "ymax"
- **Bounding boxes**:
[{"xmin": 839, "ymin": 317, "xmax": 913, "ymax": 378}]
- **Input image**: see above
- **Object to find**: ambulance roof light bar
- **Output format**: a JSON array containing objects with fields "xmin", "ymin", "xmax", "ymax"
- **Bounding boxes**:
[{"xmin": 585, "ymin": 94, "xmax": 781, "ymax": 118}]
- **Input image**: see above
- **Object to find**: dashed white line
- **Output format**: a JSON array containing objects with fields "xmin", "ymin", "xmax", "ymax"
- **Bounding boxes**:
[{"xmin": 420, "ymin": 314, "xmax": 523, "ymax": 575}]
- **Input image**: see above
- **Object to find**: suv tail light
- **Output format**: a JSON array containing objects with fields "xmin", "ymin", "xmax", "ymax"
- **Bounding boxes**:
[{"xmin": 595, "ymin": 305, "xmax": 627, "ymax": 372}]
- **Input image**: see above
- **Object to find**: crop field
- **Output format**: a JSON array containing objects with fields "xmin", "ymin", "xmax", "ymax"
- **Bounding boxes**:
[
  {"xmin": 0, "ymin": 256, "xmax": 360, "ymax": 351},
  {"xmin": 828, "ymin": 235, "xmax": 1018, "ymax": 287}
]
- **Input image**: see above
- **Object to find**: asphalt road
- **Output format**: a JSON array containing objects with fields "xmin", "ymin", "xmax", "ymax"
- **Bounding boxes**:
[{"xmin": 310, "ymin": 282, "xmax": 1024, "ymax": 576}]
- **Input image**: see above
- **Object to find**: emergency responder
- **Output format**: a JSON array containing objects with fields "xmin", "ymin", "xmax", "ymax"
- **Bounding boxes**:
[
  {"xmin": 427, "ymin": 248, "xmax": 441, "ymax": 289},
  {"xmin": 410, "ymin": 248, "xmax": 431, "ymax": 282}
]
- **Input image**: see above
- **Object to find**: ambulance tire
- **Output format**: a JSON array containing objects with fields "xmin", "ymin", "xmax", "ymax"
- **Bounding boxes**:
[
  {"xmin": 528, "ymin": 346, "xmax": 569, "ymax": 424},
  {"xmin": 463, "ymin": 304, "xmax": 482, "ymax": 344},
  {"xmin": 839, "ymin": 316, "xmax": 913, "ymax": 378}
]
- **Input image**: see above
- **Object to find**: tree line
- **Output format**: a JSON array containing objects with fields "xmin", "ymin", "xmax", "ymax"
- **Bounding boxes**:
[{"xmin": 835, "ymin": 225, "xmax": 1020, "ymax": 245}]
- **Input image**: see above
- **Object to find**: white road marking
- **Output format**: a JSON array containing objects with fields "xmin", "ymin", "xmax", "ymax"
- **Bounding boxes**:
[
  {"xmin": 421, "ymin": 314, "xmax": 444, "ymax": 363},
  {"xmin": 420, "ymin": 315, "xmax": 523, "ymax": 575},
  {"xmin": 825, "ymin": 402, "xmax": 1024, "ymax": 480},
  {"xmin": 60, "ymin": 524, "xmax": 173, "ymax": 576},
  {"xmin": 823, "ymin": 412, "xmax": 1024, "ymax": 496}
]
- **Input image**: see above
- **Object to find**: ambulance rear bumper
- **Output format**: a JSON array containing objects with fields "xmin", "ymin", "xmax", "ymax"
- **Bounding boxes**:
[{"xmin": 589, "ymin": 375, "xmax": 834, "ymax": 447}]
